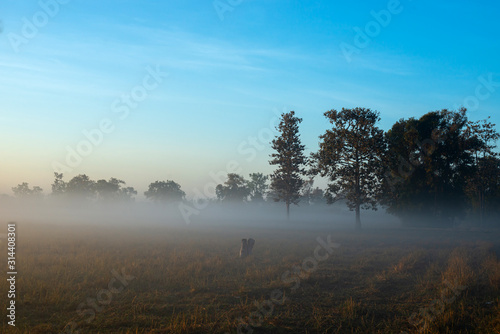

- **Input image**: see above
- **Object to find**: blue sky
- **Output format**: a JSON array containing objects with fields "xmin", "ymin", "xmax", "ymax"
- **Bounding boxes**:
[{"xmin": 1, "ymin": 0, "xmax": 499, "ymax": 198}]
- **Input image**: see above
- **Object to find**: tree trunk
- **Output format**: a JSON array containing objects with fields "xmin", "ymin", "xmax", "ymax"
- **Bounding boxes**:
[
  {"xmin": 354, "ymin": 152, "xmax": 361, "ymax": 230},
  {"xmin": 286, "ymin": 202, "xmax": 290, "ymax": 221},
  {"xmin": 477, "ymin": 152, "xmax": 483, "ymax": 227},
  {"xmin": 355, "ymin": 204, "xmax": 361, "ymax": 230},
  {"xmin": 479, "ymin": 188, "xmax": 484, "ymax": 227}
]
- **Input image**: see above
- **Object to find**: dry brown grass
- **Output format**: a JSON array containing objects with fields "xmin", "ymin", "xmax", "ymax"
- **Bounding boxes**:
[{"xmin": 0, "ymin": 223, "xmax": 499, "ymax": 333}]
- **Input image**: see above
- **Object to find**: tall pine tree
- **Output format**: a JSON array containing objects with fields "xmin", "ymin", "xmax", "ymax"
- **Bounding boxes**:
[{"xmin": 269, "ymin": 111, "xmax": 307, "ymax": 220}]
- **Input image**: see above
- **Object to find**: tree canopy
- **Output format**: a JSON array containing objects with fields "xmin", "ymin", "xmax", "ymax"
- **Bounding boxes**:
[
  {"xmin": 49, "ymin": 173, "xmax": 137, "ymax": 202},
  {"xmin": 381, "ymin": 108, "xmax": 498, "ymax": 226},
  {"xmin": 95, "ymin": 178, "xmax": 137, "ymax": 202},
  {"xmin": 144, "ymin": 180, "xmax": 185, "ymax": 202},
  {"xmin": 247, "ymin": 173, "xmax": 268, "ymax": 202},
  {"xmin": 215, "ymin": 173, "xmax": 250, "ymax": 202},
  {"xmin": 311, "ymin": 108, "xmax": 385, "ymax": 229},
  {"xmin": 12, "ymin": 182, "xmax": 43, "ymax": 199},
  {"xmin": 65, "ymin": 174, "xmax": 96, "ymax": 199}
]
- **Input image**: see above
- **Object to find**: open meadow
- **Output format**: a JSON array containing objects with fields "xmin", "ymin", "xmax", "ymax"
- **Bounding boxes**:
[{"xmin": 1, "ymin": 222, "xmax": 500, "ymax": 333}]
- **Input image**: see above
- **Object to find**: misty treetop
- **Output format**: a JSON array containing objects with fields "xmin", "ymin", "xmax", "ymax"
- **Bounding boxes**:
[
  {"xmin": 95, "ymin": 178, "xmax": 138, "ymax": 202},
  {"xmin": 65, "ymin": 174, "xmax": 99, "ymax": 199},
  {"xmin": 247, "ymin": 173, "xmax": 269, "ymax": 202},
  {"xmin": 144, "ymin": 180, "xmax": 185, "ymax": 203},
  {"xmin": 11, "ymin": 182, "xmax": 43, "ymax": 199},
  {"xmin": 214, "ymin": 173, "xmax": 269, "ymax": 203},
  {"xmin": 215, "ymin": 173, "xmax": 250, "ymax": 202},
  {"xmin": 47, "ymin": 173, "xmax": 138, "ymax": 202}
]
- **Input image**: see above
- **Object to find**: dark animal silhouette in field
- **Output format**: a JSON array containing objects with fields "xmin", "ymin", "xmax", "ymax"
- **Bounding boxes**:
[{"xmin": 240, "ymin": 238, "xmax": 255, "ymax": 258}]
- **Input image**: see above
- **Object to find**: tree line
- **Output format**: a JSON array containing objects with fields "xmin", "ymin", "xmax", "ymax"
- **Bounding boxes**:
[
  {"xmin": 6, "ymin": 107, "xmax": 499, "ymax": 228},
  {"xmin": 270, "ymin": 108, "xmax": 499, "ymax": 228},
  {"xmin": 9, "ymin": 171, "xmax": 324, "ymax": 206}
]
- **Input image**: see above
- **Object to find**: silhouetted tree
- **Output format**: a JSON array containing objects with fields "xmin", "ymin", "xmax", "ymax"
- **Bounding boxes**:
[
  {"xmin": 11, "ymin": 182, "xmax": 43, "ymax": 199},
  {"xmin": 95, "ymin": 178, "xmax": 137, "ymax": 202},
  {"xmin": 51, "ymin": 172, "xmax": 66, "ymax": 195},
  {"xmin": 382, "ymin": 109, "xmax": 475, "ymax": 226},
  {"xmin": 215, "ymin": 173, "xmax": 250, "ymax": 202},
  {"xmin": 247, "ymin": 173, "xmax": 268, "ymax": 202},
  {"xmin": 300, "ymin": 177, "xmax": 314, "ymax": 206},
  {"xmin": 95, "ymin": 178, "xmax": 122, "ymax": 200},
  {"xmin": 65, "ymin": 174, "xmax": 96, "ymax": 199},
  {"xmin": 269, "ymin": 111, "xmax": 307, "ymax": 220},
  {"xmin": 311, "ymin": 108, "xmax": 385, "ymax": 229},
  {"xmin": 473, "ymin": 156, "xmax": 500, "ymax": 224},
  {"xmin": 301, "ymin": 178, "xmax": 326, "ymax": 205},
  {"xmin": 144, "ymin": 180, "xmax": 185, "ymax": 202},
  {"xmin": 464, "ymin": 116, "xmax": 500, "ymax": 225},
  {"xmin": 119, "ymin": 186, "xmax": 138, "ymax": 202}
]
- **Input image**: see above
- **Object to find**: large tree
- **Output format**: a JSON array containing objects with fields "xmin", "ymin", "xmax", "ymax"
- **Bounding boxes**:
[
  {"xmin": 311, "ymin": 107, "xmax": 385, "ymax": 229},
  {"xmin": 144, "ymin": 180, "xmax": 185, "ymax": 203},
  {"xmin": 269, "ymin": 111, "xmax": 307, "ymax": 220},
  {"xmin": 382, "ymin": 109, "xmax": 477, "ymax": 226},
  {"xmin": 464, "ymin": 116, "xmax": 500, "ymax": 225},
  {"xmin": 470, "ymin": 156, "xmax": 500, "ymax": 224},
  {"xmin": 246, "ymin": 173, "xmax": 268, "ymax": 202},
  {"xmin": 215, "ymin": 173, "xmax": 250, "ymax": 202},
  {"xmin": 95, "ymin": 178, "xmax": 137, "ymax": 202},
  {"xmin": 65, "ymin": 174, "xmax": 96, "ymax": 199}
]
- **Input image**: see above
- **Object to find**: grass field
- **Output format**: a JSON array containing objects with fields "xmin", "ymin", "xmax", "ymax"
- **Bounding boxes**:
[{"xmin": 1, "ymin": 222, "xmax": 500, "ymax": 333}]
